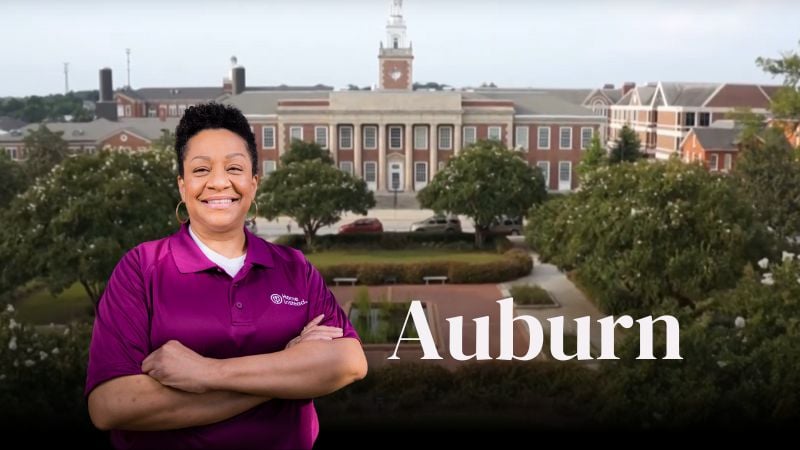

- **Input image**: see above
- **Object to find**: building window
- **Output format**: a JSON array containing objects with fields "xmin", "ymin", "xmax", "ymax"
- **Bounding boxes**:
[
  {"xmin": 147, "ymin": 107, "xmax": 156, "ymax": 117},
  {"xmin": 559, "ymin": 127, "xmax": 572, "ymax": 150},
  {"xmin": 699, "ymin": 112, "xmax": 711, "ymax": 127},
  {"xmin": 389, "ymin": 126, "xmax": 403, "ymax": 150},
  {"xmin": 167, "ymin": 104, "xmax": 176, "ymax": 116},
  {"xmin": 178, "ymin": 104, "xmax": 186, "ymax": 116},
  {"xmin": 676, "ymin": 136, "xmax": 682, "ymax": 150},
  {"xmin": 315, "ymin": 126, "xmax": 329, "ymax": 149},
  {"xmin": 488, "ymin": 126, "xmax": 502, "ymax": 141},
  {"xmin": 364, "ymin": 162, "xmax": 377, "ymax": 182},
  {"xmin": 709, "ymin": 154, "xmax": 719, "ymax": 171},
  {"xmin": 538, "ymin": 127, "xmax": 550, "ymax": 150},
  {"xmin": 438, "ymin": 126, "xmax": 453, "ymax": 150},
  {"xmin": 413, "ymin": 125, "xmax": 428, "ymax": 150},
  {"xmin": 581, "ymin": 127, "xmax": 593, "ymax": 150},
  {"xmin": 363, "ymin": 126, "xmax": 377, "ymax": 150},
  {"xmin": 262, "ymin": 161, "xmax": 277, "ymax": 177},
  {"xmin": 414, "ymin": 162, "xmax": 427, "ymax": 183},
  {"xmin": 684, "ymin": 112, "xmax": 696, "ymax": 127},
  {"xmin": 724, "ymin": 154, "xmax": 732, "ymax": 172},
  {"xmin": 338, "ymin": 125, "xmax": 353, "ymax": 150},
  {"xmin": 438, "ymin": 161, "xmax": 446, "ymax": 171},
  {"xmin": 559, "ymin": 161, "xmax": 572, "ymax": 184},
  {"xmin": 463, "ymin": 126, "xmax": 477, "ymax": 147},
  {"xmin": 339, "ymin": 161, "xmax": 353, "ymax": 175},
  {"xmin": 515, "ymin": 126, "xmax": 529, "ymax": 151},
  {"xmin": 536, "ymin": 161, "xmax": 550, "ymax": 188},
  {"xmin": 124, "ymin": 105, "xmax": 132, "ymax": 117},
  {"xmin": 6, "ymin": 147, "xmax": 17, "ymax": 159},
  {"xmin": 85, "ymin": 146, "xmax": 96, "ymax": 154},
  {"xmin": 263, "ymin": 126, "xmax": 276, "ymax": 149},
  {"xmin": 289, "ymin": 126, "xmax": 303, "ymax": 142}
]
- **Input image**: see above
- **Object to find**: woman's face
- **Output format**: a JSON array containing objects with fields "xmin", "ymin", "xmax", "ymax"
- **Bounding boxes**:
[{"xmin": 177, "ymin": 128, "xmax": 258, "ymax": 233}]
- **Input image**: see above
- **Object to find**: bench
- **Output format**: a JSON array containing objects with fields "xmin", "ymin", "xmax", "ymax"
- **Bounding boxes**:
[
  {"xmin": 423, "ymin": 275, "xmax": 448, "ymax": 285},
  {"xmin": 332, "ymin": 277, "xmax": 358, "ymax": 286}
]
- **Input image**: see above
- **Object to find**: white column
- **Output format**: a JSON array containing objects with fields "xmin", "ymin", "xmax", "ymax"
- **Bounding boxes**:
[
  {"xmin": 429, "ymin": 123, "xmax": 438, "ymax": 180},
  {"xmin": 454, "ymin": 123, "xmax": 462, "ymax": 156},
  {"xmin": 277, "ymin": 122, "xmax": 286, "ymax": 160},
  {"xmin": 378, "ymin": 123, "xmax": 386, "ymax": 192},
  {"xmin": 505, "ymin": 121, "xmax": 514, "ymax": 149},
  {"xmin": 353, "ymin": 122, "xmax": 362, "ymax": 177},
  {"xmin": 329, "ymin": 123, "xmax": 338, "ymax": 165},
  {"xmin": 405, "ymin": 123, "xmax": 413, "ymax": 192}
]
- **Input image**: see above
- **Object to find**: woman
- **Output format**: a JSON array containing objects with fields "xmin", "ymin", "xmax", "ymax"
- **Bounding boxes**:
[{"xmin": 85, "ymin": 103, "xmax": 367, "ymax": 449}]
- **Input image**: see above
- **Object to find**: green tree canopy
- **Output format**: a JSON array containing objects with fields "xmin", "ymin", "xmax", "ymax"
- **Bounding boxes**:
[
  {"xmin": 732, "ymin": 127, "xmax": 800, "ymax": 245},
  {"xmin": 527, "ymin": 160, "xmax": 767, "ymax": 315},
  {"xmin": 609, "ymin": 125, "xmax": 643, "ymax": 164},
  {"xmin": 279, "ymin": 140, "xmax": 333, "ymax": 166},
  {"xmin": 417, "ymin": 140, "xmax": 546, "ymax": 247},
  {"xmin": 578, "ymin": 134, "xmax": 607, "ymax": 178},
  {"xmin": 0, "ymin": 151, "xmax": 27, "ymax": 210},
  {"xmin": 258, "ymin": 159, "xmax": 375, "ymax": 245},
  {"xmin": 757, "ymin": 39, "xmax": 800, "ymax": 119},
  {"xmin": 0, "ymin": 91, "xmax": 97, "ymax": 123},
  {"xmin": 23, "ymin": 124, "xmax": 68, "ymax": 180},
  {"xmin": 0, "ymin": 148, "xmax": 180, "ymax": 304}
]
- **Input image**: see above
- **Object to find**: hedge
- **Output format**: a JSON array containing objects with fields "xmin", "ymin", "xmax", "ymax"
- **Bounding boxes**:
[
  {"xmin": 274, "ymin": 232, "xmax": 512, "ymax": 253},
  {"xmin": 317, "ymin": 248, "xmax": 532, "ymax": 285}
]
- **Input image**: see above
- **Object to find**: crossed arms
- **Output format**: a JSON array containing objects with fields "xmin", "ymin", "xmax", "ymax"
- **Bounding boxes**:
[{"xmin": 88, "ymin": 315, "xmax": 367, "ymax": 431}]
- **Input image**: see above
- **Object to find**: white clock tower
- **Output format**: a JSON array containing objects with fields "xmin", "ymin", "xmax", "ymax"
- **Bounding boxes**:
[{"xmin": 378, "ymin": 0, "xmax": 414, "ymax": 90}]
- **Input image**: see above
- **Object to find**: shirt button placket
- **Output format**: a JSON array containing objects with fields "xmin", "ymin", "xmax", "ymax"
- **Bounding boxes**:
[{"xmin": 231, "ymin": 281, "xmax": 249, "ymax": 324}]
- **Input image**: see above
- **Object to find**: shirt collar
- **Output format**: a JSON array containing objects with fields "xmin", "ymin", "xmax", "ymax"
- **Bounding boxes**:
[{"xmin": 170, "ymin": 222, "xmax": 274, "ymax": 274}]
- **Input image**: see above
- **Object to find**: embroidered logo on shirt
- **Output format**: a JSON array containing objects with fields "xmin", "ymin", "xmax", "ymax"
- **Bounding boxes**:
[{"xmin": 270, "ymin": 293, "xmax": 308, "ymax": 307}]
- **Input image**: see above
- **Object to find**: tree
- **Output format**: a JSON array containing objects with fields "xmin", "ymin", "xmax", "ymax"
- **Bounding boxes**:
[
  {"xmin": 0, "ymin": 151, "xmax": 27, "ymax": 209},
  {"xmin": 609, "ymin": 125, "xmax": 643, "ymax": 164},
  {"xmin": 757, "ymin": 40, "xmax": 800, "ymax": 119},
  {"xmin": 0, "ymin": 148, "xmax": 180, "ymax": 304},
  {"xmin": 279, "ymin": 140, "xmax": 333, "ymax": 166},
  {"xmin": 526, "ymin": 160, "xmax": 767, "ymax": 315},
  {"xmin": 258, "ymin": 160, "xmax": 375, "ymax": 246},
  {"xmin": 23, "ymin": 124, "xmax": 68, "ymax": 180},
  {"xmin": 417, "ymin": 140, "xmax": 546, "ymax": 248},
  {"xmin": 732, "ymin": 127, "xmax": 800, "ymax": 245},
  {"xmin": 578, "ymin": 134, "xmax": 607, "ymax": 178}
]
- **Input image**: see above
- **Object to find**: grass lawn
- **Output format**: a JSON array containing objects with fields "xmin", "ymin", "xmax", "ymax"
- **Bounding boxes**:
[
  {"xmin": 14, "ymin": 282, "xmax": 93, "ymax": 325},
  {"xmin": 306, "ymin": 249, "xmax": 506, "ymax": 267}
]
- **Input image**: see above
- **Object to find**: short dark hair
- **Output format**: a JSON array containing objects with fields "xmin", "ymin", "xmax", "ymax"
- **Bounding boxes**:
[{"xmin": 174, "ymin": 103, "xmax": 258, "ymax": 177}]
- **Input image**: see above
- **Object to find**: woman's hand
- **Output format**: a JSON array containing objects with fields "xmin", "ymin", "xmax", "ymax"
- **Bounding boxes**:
[
  {"xmin": 142, "ymin": 340, "xmax": 216, "ymax": 393},
  {"xmin": 285, "ymin": 314, "xmax": 344, "ymax": 349}
]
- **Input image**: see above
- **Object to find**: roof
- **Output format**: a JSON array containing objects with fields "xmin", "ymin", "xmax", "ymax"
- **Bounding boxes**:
[
  {"xmin": 470, "ymin": 87, "xmax": 593, "ymax": 106},
  {"xmin": 659, "ymin": 82, "xmax": 721, "ymax": 107},
  {"xmin": 463, "ymin": 90, "xmax": 599, "ymax": 116},
  {"xmin": 222, "ymin": 91, "xmax": 330, "ymax": 115},
  {"xmin": 0, "ymin": 116, "xmax": 27, "ymax": 131},
  {"xmin": 0, "ymin": 118, "xmax": 180, "ymax": 144},
  {"xmin": 692, "ymin": 127, "xmax": 741, "ymax": 151},
  {"xmin": 118, "ymin": 87, "xmax": 225, "ymax": 102}
]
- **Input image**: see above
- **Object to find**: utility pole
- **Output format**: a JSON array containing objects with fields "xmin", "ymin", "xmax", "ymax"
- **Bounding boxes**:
[
  {"xmin": 125, "ymin": 48, "xmax": 131, "ymax": 88},
  {"xmin": 63, "ymin": 62, "xmax": 69, "ymax": 93}
]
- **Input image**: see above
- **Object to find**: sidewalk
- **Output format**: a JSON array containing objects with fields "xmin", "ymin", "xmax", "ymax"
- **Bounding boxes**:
[{"xmin": 498, "ymin": 253, "xmax": 608, "ymax": 352}]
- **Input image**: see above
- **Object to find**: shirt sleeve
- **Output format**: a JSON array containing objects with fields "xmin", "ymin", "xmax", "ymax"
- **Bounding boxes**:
[
  {"xmin": 304, "ymin": 258, "xmax": 360, "ymax": 343},
  {"xmin": 84, "ymin": 247, "xmax": 151, "ymax": 397}
]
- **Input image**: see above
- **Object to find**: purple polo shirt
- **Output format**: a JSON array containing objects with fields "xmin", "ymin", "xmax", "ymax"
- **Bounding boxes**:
[{"xmin": 85, "ymin": 223, "xmax": 359, "ymax": 449}]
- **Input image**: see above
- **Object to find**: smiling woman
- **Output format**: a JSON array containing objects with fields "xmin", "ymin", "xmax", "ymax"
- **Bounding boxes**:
[{"xmin": 85, "ymin": 103, "xmax": 367, "ymax": 449}]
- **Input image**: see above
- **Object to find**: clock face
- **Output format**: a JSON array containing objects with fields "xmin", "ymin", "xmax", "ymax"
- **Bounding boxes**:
[{"xmin": 390, "ymin": 68, "xmax": 402, "ymax": 81}]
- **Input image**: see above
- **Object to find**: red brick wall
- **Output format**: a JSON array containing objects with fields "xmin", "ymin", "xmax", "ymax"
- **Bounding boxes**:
[{"xmin": 381, "ymin": 59, "xmax": 411, "ymax": 90}]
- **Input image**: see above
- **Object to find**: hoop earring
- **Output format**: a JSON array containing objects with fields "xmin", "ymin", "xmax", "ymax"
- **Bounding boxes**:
[
  {"xmin": 248, "ymin": 200, "xmax": 259, "ymax": 220},
  {"xmin": 175, "ymin": 201, "xmax": 189, "ymax": 225}
]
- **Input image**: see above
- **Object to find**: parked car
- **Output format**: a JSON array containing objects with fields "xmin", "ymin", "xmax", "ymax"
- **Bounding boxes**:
[
  {"xmin": 410, "ymin": 215, "xmax": 462, "ymax": 233},
  {"xmin": 338, "ymin": 217, "xmax": 384, "ymax": 234},
  {"xmin": 488, "ymin": 215, "xmax": 523, "ymax": 236}
]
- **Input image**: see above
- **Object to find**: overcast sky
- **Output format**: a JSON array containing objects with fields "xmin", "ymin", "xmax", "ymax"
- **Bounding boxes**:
[{"xmin": 1, "ymin": 0, "xmax": 798, "ymax": 97}]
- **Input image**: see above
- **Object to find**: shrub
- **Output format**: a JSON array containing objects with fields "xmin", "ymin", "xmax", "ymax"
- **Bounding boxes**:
[
  {"xmin": 274, "ymin": 232, "xmax": 510, "ymax": 253},
  {"xmin": 510, "ymin": 284, "xmax": 555, "ymax": 305}
]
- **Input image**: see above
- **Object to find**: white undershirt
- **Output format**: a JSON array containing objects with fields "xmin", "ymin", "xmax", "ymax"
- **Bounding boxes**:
[{"xmin": 188, "ymin": 225, "xmax": 246, "ymax": 278}]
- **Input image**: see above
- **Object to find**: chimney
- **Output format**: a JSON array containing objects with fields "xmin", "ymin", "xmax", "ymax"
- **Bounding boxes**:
[
  {"xmin": 622, "ymin": 82, "xmax": 636, "ymax": 96},
  {"xmin": 95, "ymin": 67, "xmax": 118, "ymax": 121},
  {"xmin": 602, "ymin": 83, "xmax": 615, "ymax": 89},
  {"xmin": 232, "ymin": 66, "xmax": 246, "ymax": 95}
]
